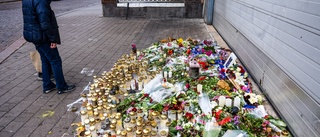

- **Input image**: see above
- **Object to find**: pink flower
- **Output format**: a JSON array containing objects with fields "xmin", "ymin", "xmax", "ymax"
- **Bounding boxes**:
[
  {"xmin": 175, "ymin": 126, "xmax": 183, "ymax": 130},
  {"xmin": 131, "ymin": 44, "xmax": 136, "ymax": 49}
]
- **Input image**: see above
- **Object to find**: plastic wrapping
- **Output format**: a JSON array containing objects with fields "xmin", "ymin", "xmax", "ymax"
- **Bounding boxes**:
[
  {"xmin": 222, "ymin": 130, "xmax": 247, "ymax": 137},
  {"xmin": 203, "ymin": 118, "xmax": 221, "ymax": 137},
  {"xmin": 198, "ymin": 93, "xmax": 212, "ymax": 115},
  {"xmin": 80, "ymin": 68, "xmax": 94, "ymax": 76},
  {"xmin": 143, "ymin": 74, "xmax": 173, "ymax": 102}
]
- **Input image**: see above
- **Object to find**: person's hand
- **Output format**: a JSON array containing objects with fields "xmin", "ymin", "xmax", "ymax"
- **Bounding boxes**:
[{"xmin": 50, "ymin": 43, "xmax": 57, "ymax": 49}]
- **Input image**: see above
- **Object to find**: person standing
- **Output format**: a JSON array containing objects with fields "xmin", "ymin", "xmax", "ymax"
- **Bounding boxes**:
[{"xmin": 22, "ymin": 0, "xmax": 75, "ymax": 94}]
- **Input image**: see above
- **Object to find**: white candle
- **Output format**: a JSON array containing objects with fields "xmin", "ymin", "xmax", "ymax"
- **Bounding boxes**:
[
  {"xmin": 218, "ymin": 96, "xmax": 226, "ymax": 106},
  {"xmin": 138, "ymin": 82, "xmax": 143, "ymax": 90},
  {"xmin": 168, "ymin": 71, "xmax": 172, "ymax": 78},
  {"xmin": 90, "ymin": 126, "xmax": 98, "ymax": 137},
  {"xmin": 80, "ymin": 111, "xmax": 88, "ymax": 125},
  {"xmin": 226, "ymin": 99, "xmax": 232, "ymax": 107},
  {"xmin": 197, "ymin": 84, "xmax": 203, "ymax": 93},
  {"xmin": 164, "ymin": 71, "xmax": 168, "ymax": 79},
  {"xmin": 234, "ymin": 96, "xmax": 241, "ymax": 108}
]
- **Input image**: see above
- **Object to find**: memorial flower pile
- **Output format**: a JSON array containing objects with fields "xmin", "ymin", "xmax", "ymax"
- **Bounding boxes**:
[{"xmin": 73, "ymin": 38, "xmax": 289, "ymax": 137}]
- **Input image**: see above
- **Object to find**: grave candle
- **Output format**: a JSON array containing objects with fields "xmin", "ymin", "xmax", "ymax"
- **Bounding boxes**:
[
  {"xmin": 226, "ymin": 98, "xmax": 232, "ymax": 107},
  {"xmin": 234, "ymin": 96, "xmax": 241, "ymax": 108},
  {"xmin": 218, "ymin": 96, "xmax": 226, "ymax": 106}
]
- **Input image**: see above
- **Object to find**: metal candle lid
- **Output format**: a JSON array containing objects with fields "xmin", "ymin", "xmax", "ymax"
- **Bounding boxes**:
[
  {"xmin": 160, "ymin": 130, "xmax": 167, "ymax": 136},
  {"xmin": 126, "ymin": 127, "xmax": 133, "ymax": 132},
  {"xmin": 136, "ymin": 130, "xmax": 142, "ymax": 135},
  {"xmin": 80, "ymin": 110, "xmax": 87, "ymax": 115}
]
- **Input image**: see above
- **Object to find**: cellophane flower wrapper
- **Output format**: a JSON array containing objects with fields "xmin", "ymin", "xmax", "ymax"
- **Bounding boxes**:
[
  {"xmin": 203, "ymin": 118, "xmax": 221, "ymax": 137},
  {"xmin": 198, "ymin": 92, "xmax": 212, "ymax": 115},
  {"xmin": 149, "ymin": 88, "xmax": 172, "ymax": 103},
  {"xmin": 143, "ymin": 74, "xmax": 162, "ymax": 94}
]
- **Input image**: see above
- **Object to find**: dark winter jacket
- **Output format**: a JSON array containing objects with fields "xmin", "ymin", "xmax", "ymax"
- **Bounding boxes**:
[{"xmin": 22, "ymin": 0, "xmax": 61, "ymax": 44}]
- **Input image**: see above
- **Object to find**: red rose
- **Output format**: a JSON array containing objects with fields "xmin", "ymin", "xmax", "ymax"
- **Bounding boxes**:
[
  {"xmin": 132, "ymin": 107, "xmax": 137, "ymax": 112},
  {"xmin": 185, "ymin": 112, "xmax": 194, "ymax": 120}
]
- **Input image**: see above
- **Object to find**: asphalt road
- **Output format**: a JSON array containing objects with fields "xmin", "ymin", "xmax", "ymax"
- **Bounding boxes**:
[{"xmin": 0, "ymin": 0, "xmax": 100, "ymax": 52}]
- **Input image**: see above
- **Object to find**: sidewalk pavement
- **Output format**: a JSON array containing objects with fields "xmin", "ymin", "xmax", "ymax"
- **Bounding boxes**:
[
  {"xmin": 0, "ymin": 4, "xmax": 276, "ymax": 137},
  {"xmin": 0, "ymin": 4, "xmax": 218, "ymax": 137}
]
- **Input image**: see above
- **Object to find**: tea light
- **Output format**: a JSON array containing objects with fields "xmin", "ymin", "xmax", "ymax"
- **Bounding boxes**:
[
  {"xmin": 137, "ymin": 121, "xmax": 143, "ymax": 131},
  {"xmin": 159, "ymin": 115, "xmax": 168, "ymax": 130}
]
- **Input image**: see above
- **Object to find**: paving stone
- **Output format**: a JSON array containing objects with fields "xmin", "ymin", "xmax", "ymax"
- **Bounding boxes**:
[
  {"xmin": 0, "ymin": 131, "xmax": 14, "ymax": 137},
  {"xmin": 0, "ymin": 103, "xmax": 17, "ymax": 112},
  {"xmin": 2, "ymin": 121, "xmax": 25, "ymax": 133},
  {"xmin": 14, "ymin": 112, "xmax": 34, "ymax": 123}
]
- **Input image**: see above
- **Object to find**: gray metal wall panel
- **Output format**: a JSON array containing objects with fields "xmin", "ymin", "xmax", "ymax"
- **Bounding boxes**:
[
  {"xmin": 214, "ymin": 0, "xmax": 320, "ymax": 103},
  {"xmin": 212, "ymin": 0, "xmax": 320, "ymax": 136}
]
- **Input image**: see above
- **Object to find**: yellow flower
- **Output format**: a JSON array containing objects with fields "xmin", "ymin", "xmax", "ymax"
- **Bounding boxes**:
[{"xmin": 177, "ymin": 38, "xmax": 183, "ymax": 44}]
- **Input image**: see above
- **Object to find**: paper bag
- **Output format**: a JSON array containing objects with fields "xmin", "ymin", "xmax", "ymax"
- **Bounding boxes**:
[{"xmin": 30, "ymin": 51, "xmax": 42, "ymax": 73}]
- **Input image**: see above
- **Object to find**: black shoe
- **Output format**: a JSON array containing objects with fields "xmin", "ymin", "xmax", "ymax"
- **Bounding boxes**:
[
  {"xmin": 44, "ymin": 87, "xmax": 56, "ymax": 94},
  {"xmin": 37, "ymin": 73, "xmax": 43, "ymax": 81},
  {"xmin": 58, "ymin": 84, "xmax": 76, "ymax": 94}
]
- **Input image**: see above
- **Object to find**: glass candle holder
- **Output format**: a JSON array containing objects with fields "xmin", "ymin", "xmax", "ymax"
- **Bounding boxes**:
[
  {"xmin": 116, "ymin": 115, "xmax": 123, "ymax": 130},
  {"xmin": 150, "ymin": 130, "xmax": 157, "ymax": 137},
  {"xmin": 100, "ymin": 116, "xmax": 106, "ymax": 129},
  {"xmin": 81, "ymin": 94, "xmax": 87, "ymax": 102},
  {"xmin": 168, "ymin": 110, "xmax": 176, "ymax": 121},
  {"xmin": 159, "ymin": 115, "xmax": 168, "ymax": 130},
  {"xmin": 136, "ymin": 130, "xmax": 143, "ymax": 137},
  {"xmin": 126, "ymin": 127, "xmax": 134, "ymax": 137},
  {"xmin": 129, "ymin": 111, "xmax": 136, "ymax": 120},
  {"xmin": 130, "ymin": 119, "xmax": 136, "ymax": 130},
  {"xmin": 177, "ymin": 110, "xmax": 183, "ymax": 120},
  {"xmin": 143, "ymin": 129, "xmax": 150, "ymax": 136},
  {"xmin": 137, "ymin": 109, "xmax": 143, "ymax": 118},
  {"xmin": 87, "ymin": 106, "xmax": 93, "ymax": 117},
  {"xmin": 85, "ymin": 131, "xmax": 91, "ymax": 137},
  {"xmin": 121, "ymin": 130, "xmax": 127, "ymax": 137},
  {"xmin": 89, "ymin": 126, "xmax": 98, "ymax": 137},
  {"xmin": 184, "ymin": 102, "xmax": 190, "ymax": 112},
  {"xmin": 111, "ymin": 105, "xmax": 117, "ymax": 114},
  {"xmin": 151, "ymin": 121, "xmax": 157, "ymax": 131},
  {"xmin": 95, "ymin": 119, "xmax": 102, "ymax": 130},
  {"xmin": 106, "ymin": 106, "xmax": 111, "ymax": 117},
  {"xmin": 84, "ymin": 119, "xmax": 90, "ymax": 130},
  {"xmin": 116, "ymin": 130, "xmax": 121, "ymax": 137},
  {"xmin": 93, "ymin": 112, "xmax": 99, "ymax": 119},
  {"xmin": 158, "ymin": 130, "xmax": 168, "ymax": 137},
  {"xmin": 145, "ymin": 121, "xmax": 152, "ymax": 132},
  {"xmin": 80, "ymin": 110, "xmax": 88, "ymax": 125},
  {"xmin": 136, "ymin": 121, "xmax": 143, "ymax": 131},
  {"xmin": 110, "ymin": 124, "xmax": 116, "ymax": 136},
  {"xmin": 123, "ymin": 117, "xmax": 131, "ymax": 129}
]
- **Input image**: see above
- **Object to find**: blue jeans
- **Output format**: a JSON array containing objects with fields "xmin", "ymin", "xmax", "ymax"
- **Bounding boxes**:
[{"xmin": 35, "ymin": 42, "xmax": 67, "ymax": 92}]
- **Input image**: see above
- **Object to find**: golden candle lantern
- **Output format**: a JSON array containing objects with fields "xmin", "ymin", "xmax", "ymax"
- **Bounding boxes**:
[
  {"xmin": 136, "ymin": 130, "xmax": 143, "ymax": 137},
  {"xmin": 126, "ymin": 127, "xmax": 134, "ymax": 137}
]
